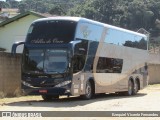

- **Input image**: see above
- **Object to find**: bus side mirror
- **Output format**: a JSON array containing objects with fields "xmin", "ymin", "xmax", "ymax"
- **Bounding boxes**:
[
  {"xmin": 11, "ymin": 41, "xmax": 25, "ymax": 56},
  {"xmin": 144, "ymin": 63, "xmax": 148, "ymax": 70},
  {"xmin": 69, "ymin": 63, "xmax": 71, "ymax": 68},
  {"xmin": 78, "ymin": 48, "xmax": 86, "ymax": 55}
]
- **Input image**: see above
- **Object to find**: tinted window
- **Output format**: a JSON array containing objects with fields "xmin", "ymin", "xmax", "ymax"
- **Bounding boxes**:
[
  {"xmin": 23, "ymin": 48, "xmax": 68, "ymax": 74},
  {"xmin": 105, "ymin": 29, "xmax": 147, "ymax": 50},
  {"xmin": 74, "ymin": 40, "xmax": 88, "ymax": 55},
  {"xmin": 26, "ymin": 20, "xmax": 77, "ymax": 44},
  {"xmin": 73, "ymin": 55, "xmax": 86, "ymax": 73},
  {"xmin": 97, "ymin": 57, "xmax": 123, "ymax": 73},
  {"xmin": 43, "ymin": 49, "xmax": 68, "ymax": 73}
]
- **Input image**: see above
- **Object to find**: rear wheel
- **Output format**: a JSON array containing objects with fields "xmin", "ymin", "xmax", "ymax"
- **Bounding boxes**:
[
  {"xmin": 82, "ymin": 81, "xmax": 93, "ymax": 100},
  {"xmin": 133, "ymin": 80, "xmax": 139, "ymax": 95},
  {"xmin": 125, "ymin": 80, "xmax": 134, "ymax": 96}
]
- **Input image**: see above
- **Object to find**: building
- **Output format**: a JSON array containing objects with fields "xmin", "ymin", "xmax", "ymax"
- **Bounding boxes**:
[
  {"xmin": 0, "ymin": 11, "xmax": 49, "ymax": 53},
  {"xmin": 0, "ymin": 8, "xmax": 19, "ymax": 19}
]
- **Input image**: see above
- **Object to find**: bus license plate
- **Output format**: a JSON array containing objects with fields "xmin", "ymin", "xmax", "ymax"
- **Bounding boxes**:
[{"xmin": 39, "ymin": 90, "xmax": 48, "ymax": 93}]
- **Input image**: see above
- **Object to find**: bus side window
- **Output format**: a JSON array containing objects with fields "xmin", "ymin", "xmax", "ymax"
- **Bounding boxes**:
[
  {"xmin": 73, "ymin": 55, "xmax": 85, "ymax": 73},
  {"xmin": 96, "ymin": 57, "xmax": 123, "ymax": 73},
  {"xmin": 144, "ymin": 63, "xmax": 148, "ymax": 70}
]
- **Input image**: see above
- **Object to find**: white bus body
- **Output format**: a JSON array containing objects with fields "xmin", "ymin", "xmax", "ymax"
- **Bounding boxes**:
[{"xmin": 12, "ymin": 17, "xmax": 150, "ymax": 100}]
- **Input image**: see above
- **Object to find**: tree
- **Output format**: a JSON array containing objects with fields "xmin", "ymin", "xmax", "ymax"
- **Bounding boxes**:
[
  {"xmin": 49, "ymin": 5, "xmax": 65, "ymax": 15},
  {"xmin": 1, "ymin": 0, "xmax": 160, "ymax": 34},
  {"xmin": 69, "ymin": 0, "xmax": 124, "ymax": 25},
  {"xmin": 35, "ymin": 1, "xmax": 47, "ymax": 13},
  {"xmin": 7, "ymin": 1, "xmax": 19, "ymax": 8},
  {"xmin": 0, "ymin": 1, "xmax": 10, "ymax": 8},
  {"xmin": 18, "ymin": 3, "xmax": 28, "ymax": 13},
  {"xmin": 0, "ymin": 47, "xmax": 6, "ymax": 52}
]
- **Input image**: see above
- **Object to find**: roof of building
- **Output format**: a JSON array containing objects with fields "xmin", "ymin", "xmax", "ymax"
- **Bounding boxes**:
[
  {"xmin": 1, "ymin": 8, "xmax": 19, "ymax": 17},
  {"xmin": 0, "ymin": 11, "xmax": 50, "ymax": 27}
]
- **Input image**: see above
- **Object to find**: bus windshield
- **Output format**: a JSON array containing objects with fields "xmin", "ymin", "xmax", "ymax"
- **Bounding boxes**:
[
  {"xmin": 26, "ymin": 20, "xmax": 77, "ymax": 44},
  {"xmin": 23, "ymin": 49, "xmax": 68, "ymax": 74}
]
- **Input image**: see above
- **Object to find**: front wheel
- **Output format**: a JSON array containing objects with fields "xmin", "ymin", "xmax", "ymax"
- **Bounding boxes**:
[
  {"xmin": 42, "ymin": 95, "xmax": 53, "ymax": 101},
  {"xmin": 82, "ymin": 81, "xmax": 93, "ymax": 100},
  {"xmin": 42, "ymin": 95, "xmax": 59, "ymax": 101}
]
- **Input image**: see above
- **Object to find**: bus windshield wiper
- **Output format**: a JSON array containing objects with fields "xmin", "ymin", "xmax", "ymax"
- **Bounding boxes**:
[{"xmin": 47, "ymin": 70, "xmax": 62, "ymax": 74}]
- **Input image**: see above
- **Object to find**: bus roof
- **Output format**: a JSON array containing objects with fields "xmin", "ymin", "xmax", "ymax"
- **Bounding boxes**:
[{"xmin": 33, "ymin": 16, "xmax": 147, "ymax": 38}]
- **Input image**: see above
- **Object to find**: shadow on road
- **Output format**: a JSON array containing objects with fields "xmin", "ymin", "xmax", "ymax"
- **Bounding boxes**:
[{"xmin": 5, "ymin": 93, "xmax": 147, "ymax": 108}]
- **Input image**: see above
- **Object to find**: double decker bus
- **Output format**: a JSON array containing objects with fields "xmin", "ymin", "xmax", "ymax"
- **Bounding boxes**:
[{"xmin": 12, "ymin": 17, "xmax": 149, "ymax": 100}]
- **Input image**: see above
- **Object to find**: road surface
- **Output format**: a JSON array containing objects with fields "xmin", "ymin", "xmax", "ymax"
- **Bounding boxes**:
[{"xmin": 0, "ymin": 84, "xmax": 160, "ymax": 120}]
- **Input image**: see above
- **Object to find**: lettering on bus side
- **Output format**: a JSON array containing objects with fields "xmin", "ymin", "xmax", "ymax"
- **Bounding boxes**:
[{"xmin": 30, "ymin": 38, "xmax": 64, "ymax": 44}]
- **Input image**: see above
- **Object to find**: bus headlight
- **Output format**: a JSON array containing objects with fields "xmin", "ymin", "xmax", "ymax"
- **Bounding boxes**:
[
  {"xmin": 22, "ymin": 81, "xmax": 32, "ymax": 87},
  {"xmin": 55, "ymin": 81, "xmax": 71, "ymax": 87}
]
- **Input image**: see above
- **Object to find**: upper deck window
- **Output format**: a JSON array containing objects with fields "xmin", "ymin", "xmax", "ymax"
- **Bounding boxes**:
[
  {"xmin": 105, "ymin": 28, "xmax": 148, "ymax": 50},
  {"xmin": 26, "ymin": 20, "xmax": 77, "ymax": 44}
]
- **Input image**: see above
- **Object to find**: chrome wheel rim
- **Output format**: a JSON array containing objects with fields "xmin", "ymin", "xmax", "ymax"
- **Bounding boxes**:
[
  {"xmin": 86, "ymin": 83, "xmax": 91, "ymax": 98},
  {"xmin": 134, "ymin": 81, "xmax": 138, "ymax": 93},
  {"xmin": 128, "ymin": 81, "xmax": 132, "ymax": 95}
]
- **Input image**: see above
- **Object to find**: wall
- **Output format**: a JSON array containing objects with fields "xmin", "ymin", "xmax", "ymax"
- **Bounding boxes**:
[
  {"xmin": 0, "ymin": 15, "xmax": 40, "ymax": 53},
  {"xmin": 148, "ymin": 64, "xmax": 160, "ymax": 84},
  {"xmin": 147, "ymin": 53, "xmax": 160, "ymax": 84},
  {"xmin": 0, "ymin": 52, "xmax": 21, "ymax": 98}
]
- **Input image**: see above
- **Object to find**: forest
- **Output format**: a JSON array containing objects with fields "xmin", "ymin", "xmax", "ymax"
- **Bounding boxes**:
[{"xmin": 1, "ymin": 0, "xmax": 160, "ymax": 48}]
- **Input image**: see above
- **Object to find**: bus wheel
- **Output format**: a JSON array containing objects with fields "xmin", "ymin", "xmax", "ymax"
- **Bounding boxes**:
[
  {"xmin": 133, "ymin": 80, "xmax": 139, "ymax": 95},
  {"xmin": 125, "ymin": 80, "xmax": 134, "ymax": 96},
  {"xmin": 42, "ymin": 95, "xmax": 59, "ymax": 101},
  {"xmin": 52, "ymin": 95, "xmax": 59, "ymax": 99},
  {"xmin": 82, "ymin": 81, "xmax": 93, "ymax": 100},
  {"xmin": 41, "ymin": 95, "xmax": 53, "ymax": 101}
]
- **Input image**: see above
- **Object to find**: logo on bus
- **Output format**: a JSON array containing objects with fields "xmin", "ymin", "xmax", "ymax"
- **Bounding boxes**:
[
  {"xmin": 30, "ymin": 38, "xmax": 64, "ymax": 44},
  {"xmin": 80, "ymin": 25, "xmax": 91, "ymax": 39}
]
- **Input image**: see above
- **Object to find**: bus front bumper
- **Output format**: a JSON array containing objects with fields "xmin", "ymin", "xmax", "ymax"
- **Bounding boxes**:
[{"xmin": 22, "ymin": 84, "xmax": 71, "ymax": 96}]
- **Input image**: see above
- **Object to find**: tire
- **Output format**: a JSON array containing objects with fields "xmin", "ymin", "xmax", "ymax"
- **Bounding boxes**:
[
  {"xmin": 41, "ymin": 95, "xmax": 59, "ymax": 101},
  {"xmin": 82, "ymin": 81, "xmax": 93, "ymax": 100},
  {"xmin": 125, "ymin": 80, "xmax": 134, "ymax": 96},
  {"xmin": 133, "ymin": 80, "xmax": 139, "ymax": 95},
  {"xmin": 42, "ymin": 95, "xmax": 53, "ymax": 101},
  {"xmin": 52, "ymin": 95, "xmax": 59, "ymax": 99}
]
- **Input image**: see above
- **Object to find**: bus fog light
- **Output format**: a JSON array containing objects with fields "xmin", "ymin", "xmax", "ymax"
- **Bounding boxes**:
[
  {"xmin": 65, "ymin": 89, "xmax": 70, "ymax": 93},
  {"xmin": 22, "ymin": 81, "xmax": 32, "ymax": 87},
  {"xmin": 55, "ymin": 81, "xmax": 71, "ymax": 87}
]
